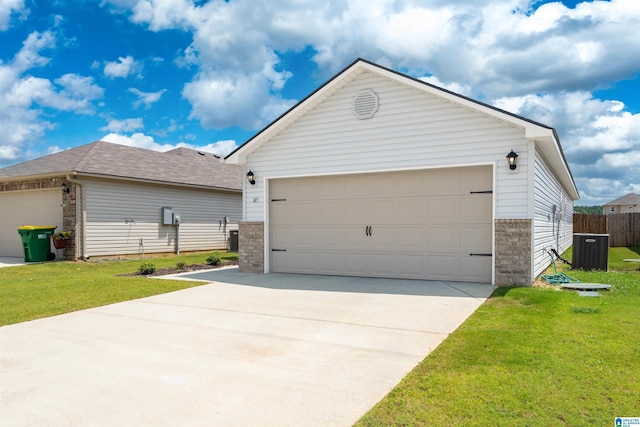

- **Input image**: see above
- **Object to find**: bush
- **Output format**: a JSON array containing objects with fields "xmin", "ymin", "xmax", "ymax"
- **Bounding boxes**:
[
  {"xmin": 206, "ymin": 251, "xmax": 222, "ymax": 266},
  {"xmin": 138, "ymin": 262, "xmax": 156, "ymax": 275},
  {"xmin": 175, "ymin": 261, "xmax": 187, "ymax": 271}
]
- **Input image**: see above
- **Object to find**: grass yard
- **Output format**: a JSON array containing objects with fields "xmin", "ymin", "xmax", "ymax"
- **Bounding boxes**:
[
  {"xmin": 0, "ymin": 251, "xmax": 237, "ymax": 326},
  {"xmin": 357, "ymin": 247, "xmax": 640, "ymax": 426}
]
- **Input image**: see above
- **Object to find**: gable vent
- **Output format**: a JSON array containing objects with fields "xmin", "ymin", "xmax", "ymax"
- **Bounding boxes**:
[{"xmin": 353, "ymin": 89, "xmax": 379, "ymax": 119}]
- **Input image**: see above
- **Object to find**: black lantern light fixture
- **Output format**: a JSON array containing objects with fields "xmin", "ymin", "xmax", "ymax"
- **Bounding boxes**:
[
  {"xmin": 506, "ymin": 150, "xmax": 518, "ymax": 170},
  {"xmin": 246, "ymin": 170, "xmax": 256, "ymax": 185},
  {"xmin": 61, "ymin": 182, "xmax": 70, "ymax": 194}
]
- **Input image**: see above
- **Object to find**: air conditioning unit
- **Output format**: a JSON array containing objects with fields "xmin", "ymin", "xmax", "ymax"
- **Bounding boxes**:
[{"xmin": 572, "ymin": 233, "xmax": 609, "ymax": 271}]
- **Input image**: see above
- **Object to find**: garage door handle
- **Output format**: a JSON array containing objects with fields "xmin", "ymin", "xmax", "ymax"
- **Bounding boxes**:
[{"xmin": 365, "ymin": 226, "xmax": 372, "ymax": 236}]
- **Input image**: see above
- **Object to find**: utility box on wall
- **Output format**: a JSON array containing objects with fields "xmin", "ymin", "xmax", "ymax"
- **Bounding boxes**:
[
  {"xmin": 572, "ymin": 233, "xmax": 609, "ymax": 271},
  {"xmin": 162, "ymin": 207, "xmax": 173, "ymax": 225}
]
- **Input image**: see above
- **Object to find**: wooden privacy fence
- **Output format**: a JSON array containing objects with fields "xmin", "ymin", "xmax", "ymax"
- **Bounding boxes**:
[{"xmin": 573, "ymin": 212, "xmax": 640, "ymax": 247}]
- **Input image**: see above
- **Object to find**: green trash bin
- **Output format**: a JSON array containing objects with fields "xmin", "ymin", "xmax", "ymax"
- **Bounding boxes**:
[{"xmin": 17, "ymin": 226, "xmax": 57, "ymax": 262}]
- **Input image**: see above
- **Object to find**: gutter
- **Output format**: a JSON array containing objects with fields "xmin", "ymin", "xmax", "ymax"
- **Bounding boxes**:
[{"xmin": 66, "ymin": 174, "xmax": 88, "ymax": 260}]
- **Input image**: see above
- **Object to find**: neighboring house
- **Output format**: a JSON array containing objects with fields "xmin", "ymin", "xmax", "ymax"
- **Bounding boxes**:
[
  {"xmin": 602, "ymin": 193, "xmax": 640, "ymax": 214},
  {"xmin": 0, "ymin": 141, "xmax": 242, "ymax": 260},
  {"xmin": 225, "ymin": 58, "xmax": 579, "ymax": 286}
]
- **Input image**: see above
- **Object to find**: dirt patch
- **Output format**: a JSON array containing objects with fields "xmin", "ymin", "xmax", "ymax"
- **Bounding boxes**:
[{"xmin": 120, "ymin": 260, "xmax": 239, "ymax": 277}]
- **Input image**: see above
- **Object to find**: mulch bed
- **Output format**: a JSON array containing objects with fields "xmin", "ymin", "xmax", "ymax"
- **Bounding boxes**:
[{"xmin": 120, "ymin": 260, "xmax": 239, "ymax": 277}]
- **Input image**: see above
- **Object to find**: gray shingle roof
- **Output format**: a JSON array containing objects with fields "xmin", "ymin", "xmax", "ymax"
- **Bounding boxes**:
[
  {"xmin": 603, "ymin": 193, "xmax": 640, "ymax": 207},
  {"xmin": 0, "ymin": 141, "xmax": 242, "ymax": 191}
]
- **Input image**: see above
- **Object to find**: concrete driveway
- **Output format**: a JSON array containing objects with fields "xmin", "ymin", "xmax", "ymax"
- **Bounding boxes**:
[
  {"xmin": 0, "ymin": 257, "xmax": 26, "ymax": 268},
  {"xmin": 0, "ymin": 267, "xmax": 494, "ymax": 426}
]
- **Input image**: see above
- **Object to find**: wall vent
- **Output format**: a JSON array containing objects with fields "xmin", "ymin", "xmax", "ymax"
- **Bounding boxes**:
[{"xmin": 353, "ymin": 89, "xmax": 379, "ymax": 119}]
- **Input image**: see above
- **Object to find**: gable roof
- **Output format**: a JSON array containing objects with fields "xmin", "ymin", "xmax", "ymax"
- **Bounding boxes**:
[
  {"xmin": 225, "ymin": 58, "xmax": 579, "ymax": 200},
  {"xmin": 0, "ymin": 141, "xmax": 242, "ymax": 192},
  {"xmin": 603, "ymin": 193, "xmax": 640, "ymax": 207}
]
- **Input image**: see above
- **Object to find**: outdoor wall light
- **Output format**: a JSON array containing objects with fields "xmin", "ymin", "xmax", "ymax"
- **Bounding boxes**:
[
  {"xmin": 247, "ymin": 170, "xmax": 256, "ymax": 185},
  {"xmin": 506, "ymin": 150, "xmax": 518, "ymax": 170},
  {"xmin": 61, "ymin": 182, "xmax": 70, "ymax": 194}
]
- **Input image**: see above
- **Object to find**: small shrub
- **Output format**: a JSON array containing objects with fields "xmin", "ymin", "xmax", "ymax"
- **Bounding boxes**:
[
  {"xmin": 206, "ymin": 251, "xmax": 222, "ymax": 266},
  {"xmin": 138, "ymin": 262, "xmax": 156, "ymax": 275},
  {"xmin": 175, "ymin": 261, "xmax": 187, "ymax": 271}
]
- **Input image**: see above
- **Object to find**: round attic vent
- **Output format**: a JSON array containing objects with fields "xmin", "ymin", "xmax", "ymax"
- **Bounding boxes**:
[{"xmin": 353, "ymin": 89, "xmax": 379, "ymax": 119}]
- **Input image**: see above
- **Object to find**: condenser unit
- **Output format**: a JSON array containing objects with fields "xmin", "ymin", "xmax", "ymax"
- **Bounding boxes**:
[{"xmin": 572, "ymin": 233, "xmax": 609, "ymax": 271}]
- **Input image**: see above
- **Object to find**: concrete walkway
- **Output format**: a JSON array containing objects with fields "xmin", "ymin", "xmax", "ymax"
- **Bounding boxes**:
[{"xmin": 0, "ymin": 267, "xmax": 494, "ymax": 426}]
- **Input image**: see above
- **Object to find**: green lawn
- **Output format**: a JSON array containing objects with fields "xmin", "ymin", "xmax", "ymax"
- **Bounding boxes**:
[
  {"xmin": 357, "ymin": 247, "xmax": 640, "ymax": 426},
  {"xmin": 0, "ymin": 252, "xmax": 237, "ymax": 326}
]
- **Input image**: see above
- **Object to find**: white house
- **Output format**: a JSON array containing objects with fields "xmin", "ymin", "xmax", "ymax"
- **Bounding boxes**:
[
  {"xmin": 225, "ymin": 59, "xmax": 579, "ymax": 286},
  {"xmin": 0, "ymin": 141, "xmax": 242, "ymax": 260}
]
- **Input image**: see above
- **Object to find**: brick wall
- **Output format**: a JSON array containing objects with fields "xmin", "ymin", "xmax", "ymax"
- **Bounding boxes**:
[
  {"xmin": 495, "ymin": 218, "xmax": 532, "ymax": 286},
  {"xmin": 238, "ymin": 221, "xmax": 264, "ymax": 273},
  {"xmin": 1, "ymin": 177, "xmax": 78, "ymax": 260}
]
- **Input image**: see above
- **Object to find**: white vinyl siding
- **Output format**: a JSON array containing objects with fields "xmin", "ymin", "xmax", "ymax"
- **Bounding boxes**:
[
  {"xmin": 245, "ymin": 71, "xmax": 529, "ymax": 221},
  {"xmin": 83, "ymin": 178, "xmax": 241, "ymax": 257},
  {"xmin": 0, "ymin": 189, "xmax": 63, "ymax": 257},
  {"xmin": 533, "ymin": 148, "xmax": 574, "ymax": 277}
]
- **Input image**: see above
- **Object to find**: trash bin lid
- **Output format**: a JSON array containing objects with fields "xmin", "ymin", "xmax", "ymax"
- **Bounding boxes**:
[{"xmin": 18, "ymin": 225, "xmax": 57, "ymax": 230}]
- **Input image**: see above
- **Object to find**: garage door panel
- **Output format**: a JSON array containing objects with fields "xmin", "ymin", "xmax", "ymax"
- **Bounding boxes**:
[
  {"xmin": 370, "ymin": 199, "xmax": 396, "ymax": 223},
  {"xmin": 428, "ymin": 170, "xmax": 462, "ymax": 195},
  {"xmin": 426, "ymin": 197, "xmax": 460, "ymax": 222},
  {"xmin": 397, "ymin": 198, "xmax": 426, "ymax": 222},
  {"xmin": 460, "ymin": 256, "xmax": 492, "ymax": 282},
  {"xmin": 396, "ymin": 254, "xmax": 425, "ymax": 277},
  {"xmin": 396, "ymin": 171, "xmax": 427, "ymax": 195},
  {"xmin": 427, "ymin": 227, "xmax": 459, "ymax": 251},
  {"xmin": 0, "ymin": 190, "xmax": 63, "ymax": 257},
  {"xmin": 317, "ymin": 201, "xmax": 344, "ymax": 223},
  {"xmin": 368, "ymin": 225, "xmax": 395, "ymax": 248},
  {"xmin": 270, "ymin": 166, "xmax": 492, "ymax": 283},
  {"xmin": 344, "ymin": 176, "xmax": 369, "ymax": 197},
  {"xmin": 342, "ymin": 226, "xmax": 370, "ymax": 250},
  {"xmin": 316, "ymin": 176, "xmax": 345, "ymax": 198},
  {"xmin": 460, "ymin": 196, "xmax": 492, "ymax": 223},
  {"xmin": 459, "ymin": 226, "xmax": 492, "ymax": 250},
  {"xmin": 396, "ymin": 226, "xmax": 424, "ymax": 251},
  {"xmin": 342, "ymin": 200, "xmax": 371, "ymax": 225},
  {"xmin": 461, "ymin": 166, "xmax": 493, "ymax": 193},
  {"xmin": 426, "ymin": 255, "xmax": 457, "ymax": 278}
]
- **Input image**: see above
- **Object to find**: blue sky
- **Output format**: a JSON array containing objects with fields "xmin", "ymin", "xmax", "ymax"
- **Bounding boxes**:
[{"xmin": 0, "ymin": 0, "xmax": 638, "ymax": 205}]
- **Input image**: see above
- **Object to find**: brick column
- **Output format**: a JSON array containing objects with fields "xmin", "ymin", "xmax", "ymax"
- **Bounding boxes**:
[
  {"xmin": 495, "ymin": 219, "xmax": 532, "ymax": 286},
  {"xmin": 238, "ymin": 221, "xmax": 264, "ymax": 273}
]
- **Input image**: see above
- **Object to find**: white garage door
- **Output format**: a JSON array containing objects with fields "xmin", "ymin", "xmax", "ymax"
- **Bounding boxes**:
[
  {"xmin": 270, "ymin": 166, "xmax": 493, "ymax": 282},
  {"xmin": 0, "ymin": 190, "xmax": 63, "ymax": 257}
]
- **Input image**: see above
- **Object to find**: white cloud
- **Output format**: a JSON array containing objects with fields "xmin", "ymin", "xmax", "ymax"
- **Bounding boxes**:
[
  {"xmin": 182, "ymin": 67, "xmax": 296, "ymax": 129},
  {"xmin": 0, "ymin": 31, "xmax": 104, "ymax": 165},
  {"xmin": 128, "ymin": 87, "xmax": 166, "ymax": 109},
  {"xmin": 100, "ymin": 117, "xmax": 144, "ymax": 132},
  {"xmin": 12, "ymin": 31, "xmax": 55, "ymax": 72},
  {"xmin": 0, "ymin": 0, "xmax": 25, "ymax": 30},
  {"xmin": 101, "ymin": 132, "xmax": 237, "ymax": 156},
  {"xmin": 103, "ymin": 55, "xmax": 141, "ymax": 78}
]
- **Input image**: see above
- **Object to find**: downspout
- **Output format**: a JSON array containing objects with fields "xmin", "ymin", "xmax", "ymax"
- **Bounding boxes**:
[{"xmin": 66, "ymin": 174, "xmax": 87, "ymax": 260}]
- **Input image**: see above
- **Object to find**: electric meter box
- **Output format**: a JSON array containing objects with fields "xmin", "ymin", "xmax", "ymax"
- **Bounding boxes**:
[{"xmin": 162, "ymin": 207, "xmax": 173, "ymax": 225}]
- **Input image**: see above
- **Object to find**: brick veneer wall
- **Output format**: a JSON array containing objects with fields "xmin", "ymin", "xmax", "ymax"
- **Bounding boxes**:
[
  {"xmin": 0, "ymin": 177, "xmax": 78, "ymax": 260},
  {"xmin": 495, "ymin": 218, "xmax": 532, "ymax": 286},
  {"xmin": 238, "ymin": 221, "xmax": 264, "ymax": 273}
]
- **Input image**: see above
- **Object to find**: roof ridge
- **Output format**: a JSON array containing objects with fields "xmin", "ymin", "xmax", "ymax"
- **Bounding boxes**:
[{"xmin": 73, "ymin": 140, "xmax": 108, "ymax": 171}]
